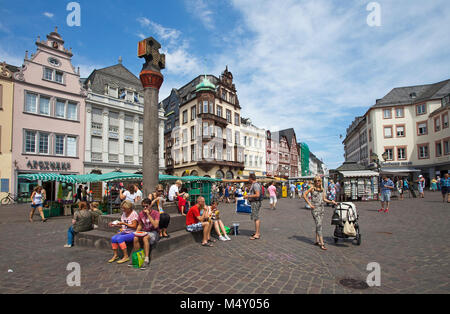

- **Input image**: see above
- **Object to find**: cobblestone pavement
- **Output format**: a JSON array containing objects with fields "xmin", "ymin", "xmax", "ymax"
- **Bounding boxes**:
[{"xmin": 0, "ymin": 192, "xmax": 449, "ymax": 294}]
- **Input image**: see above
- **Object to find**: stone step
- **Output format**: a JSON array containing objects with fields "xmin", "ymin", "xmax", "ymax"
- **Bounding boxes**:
[
  {"xmin": 74, "ymin": 228, "xmax": 203, "ymax": 260},
  {"xmin": 97, "ymin": 212, "xmax": 187, "ymax": 234}
]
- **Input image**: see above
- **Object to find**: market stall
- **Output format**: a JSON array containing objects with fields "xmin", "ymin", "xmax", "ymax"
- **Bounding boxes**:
[{"xmin": 337, "ymin": 170, "xmax": 380, "ymax": 201}]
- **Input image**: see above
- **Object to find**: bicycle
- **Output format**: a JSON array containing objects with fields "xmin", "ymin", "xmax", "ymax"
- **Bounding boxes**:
[{"xmin": 1, "ymin": 192, "xmax": 20, "ymax": 205}]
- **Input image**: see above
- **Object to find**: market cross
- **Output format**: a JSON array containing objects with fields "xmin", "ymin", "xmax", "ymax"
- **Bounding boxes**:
[{"xmin": 138, "ymin": 37, "xmax": 166, "ymax": 71}]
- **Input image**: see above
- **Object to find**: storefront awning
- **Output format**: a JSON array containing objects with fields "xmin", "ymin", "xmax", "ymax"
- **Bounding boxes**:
[
  {"xmin": 18, "ymin": 173, "xmax": 78, "ymax": 183},
  {"xmin": 339, "ymin": 170, "xmax": 379, "ymax": 178},
  {"xmin": 381, "ymin": 167, "xmax": 421, "ymax": 173}
]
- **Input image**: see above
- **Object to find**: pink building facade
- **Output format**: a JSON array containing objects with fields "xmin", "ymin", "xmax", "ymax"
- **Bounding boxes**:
[{"xmin": 11, "ymin": 28, "xmax": 86, "ymax": 199}]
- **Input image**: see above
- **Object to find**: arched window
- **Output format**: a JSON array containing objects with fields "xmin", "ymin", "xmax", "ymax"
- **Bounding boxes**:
[
  {"xmin": 190, "ymin": 170, "xmax": 198, "ymax": 176},
  {"xmin": 226, "ymin": 171, "xmax": 234, "ymax": 180},
  {"xmin": 215, "ymin": 170, "xmax": 224, "ymax": 179},
  {"xmin": 181, "ymin": 171, "xmax": 189, "ymax": 177}
]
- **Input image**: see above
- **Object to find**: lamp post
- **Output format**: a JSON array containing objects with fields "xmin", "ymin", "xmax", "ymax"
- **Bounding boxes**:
[{"xmin": 138, "ymin": 37, "xmax": 165, "ymax": 196}]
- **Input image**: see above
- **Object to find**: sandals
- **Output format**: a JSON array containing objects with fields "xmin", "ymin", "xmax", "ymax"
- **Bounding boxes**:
[
  {"xmin": 201, "ymin": 242, "xmax": 214, "ymax": 247},
  {"xmin": 207, "ymin": 238, "xmax": 216, "ymax": 243},
  {"xmin": 250, "ymin": 235, "xmax": 260, "ymax": 240},
  {"xmin": 108, "ymin": 256, "xmax": 119, "ymax": 263},
  {"xmin": 319, "ymin": 244, "xmax": 327, "ymax": 250},
  {"xmin": 117, "ymin": 257, "xmax": 130, "ymax": 264}
]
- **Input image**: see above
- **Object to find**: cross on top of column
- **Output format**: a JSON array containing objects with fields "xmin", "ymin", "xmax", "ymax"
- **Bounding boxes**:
[{"xmin": 138, "ymin": 37, "xmax": 166, "ymax": 72}]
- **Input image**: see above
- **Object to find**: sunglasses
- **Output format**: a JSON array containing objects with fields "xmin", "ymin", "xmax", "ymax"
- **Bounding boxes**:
[{"xmin": 157, "ymin": 190, "xmax": 164, "ymax": 193}]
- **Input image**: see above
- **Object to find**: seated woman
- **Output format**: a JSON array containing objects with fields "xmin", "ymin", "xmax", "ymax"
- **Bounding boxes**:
[
  {"xmin": 149, "ymin": 184, "xmax": 170, "ymax": 238},
  {"xmin": 108, "ymin": 200, "xmax": 139, "ymax": 264},
  {"xmin": 208, "ymin": 201, "xmax": 231, "ymax": 241},
  {"xmin": 64, "ymin": 202, "xmax": 93, "ymax": 248},
  {"xmin": 131, "ymin": 198, "xmax": 160, "ymax": 270},
  {"xmin": 89, "ymin": 202, "xmax": 104, "ymax": 228}
]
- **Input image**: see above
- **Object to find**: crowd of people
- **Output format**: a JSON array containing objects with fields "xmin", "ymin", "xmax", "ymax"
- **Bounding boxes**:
[{"xmin": 28, "ymin": 171, "xmax": 447, "ymax": 270}]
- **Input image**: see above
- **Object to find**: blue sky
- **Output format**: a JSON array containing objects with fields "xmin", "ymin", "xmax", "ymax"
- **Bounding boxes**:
[{"xmin": 1, "ymin": 0, "xmax": 449, "ymax": 170}]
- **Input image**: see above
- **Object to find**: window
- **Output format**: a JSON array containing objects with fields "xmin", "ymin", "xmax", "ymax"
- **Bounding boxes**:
[
  {"xmin": 39, "ymin": 96, "xmax": 50, "ymax": 115},
  {"xmin": 39, "ymin": 133, "xmax": 49, "ymax": 154},
  {"xmin": 191, "ymin": 106, "xmax": 196, "ymax": 120},
  {"xmin": 182, "ymin": 110, "xmax": 187, "ymax": 124},
  {"xmin": 67, "ymin": 102, "xmax": 77, "ymax": 120},
  {"xmin": 55, "ymin": 71, "xmax": 63, "ymax": 83},
  {"xmin": 25, "ymin": 130, "xmax": 36, "ymax": 153},
  {"xmin": 182, "ymin": 129, "xmax": 188, "ymax": 143},
  {"xmin": 369, "ymin": 129, "xmax": 372, "ymax": 142},
  {"xmin": 416, "ymin": 104, "xmax": 426, "ymax": 115},
  {"xmin": 227, "ymin": 129, "xmax": 232, "ymax": 143},
  {"xmin": 203, "ymin": 144, "xmax": 208, "ymax": 159},
  {"xmin": 226, "ymin": 110, "xmax": 231, "ymax": 123},
  {"xmin": 443, "ymin": 113, "xmax": 449, "ymax": 129},
  {"xmin": 227, "ymin": 147, "xmax": 232, "ymax": 161},
  {"xmin": 209, "ymin": 101, "xmax": 213, "ymax": 114},
  {"xmin": 396, "ymin": 125, "xmax": 405, "ymax": 137},
  {"xmin": 216, "ymin": 105, "xmax": 222, "ymax": 117},
  {"xmin": 434, "ymin": 117, "xmax": 441, "ymax": 132},
  {"xmin": 397, "ymin": 147, "xmax": 406, "ymax": 160},
  {"xmin": 234, "ymin": 113, "xmax": 240, "ymax": 126},
  {"xmin": 203, "ymin": 101, "xmax": 208, "ymax": 114},
  {"xmin": 216, "ymin": 126, "xmax": 222, "ymax": 139},
  {"xmin": 190, "ymin": 126, "xmax": 196, "ymax": 141},
  {"xmin": 384, "ymin": 148, "xmax": 394, "ymax": 161},
  {"xmin": 44, "ymin": 68, "xmax": 53, "ymax": 80},
  {"xmin": 55, "ymin": 135, "xmax": 65, "ymax": 155},
  {"xmin": 25, "ymin": 93, "xmax": 38, "ymax": 113},
  {"xmin": 191, "ymin": 144, "xmax": 197, "ymax": 161},
  {"xmin": 395, "ymin": 107, "xmax": 404, "ymax": 118},
  {"xmin": 383, "ymin": 109, "xmax": 392, "ymax": 119},
  {"xmin": 418, "ymin": 144, "xmax": 429, "ymax": 159},
  {"xmin": 235, "ymin": 131, "xmax": 240, "ymax": 145},
  {"xmin": 66, "ymin": 136, "xmax": 77, "ymax": 157},
  {"xmin": 436, "ymin": 142, "xmax": 442, "ymax": 157},
  {"xmin": 384, "ymin": 126, "xmax": 392, "ymax": 138},
  {"xmin": 444, "ymin": 140, "xmax": 450, "ymax": 155},
  {"xmin": 55, "ymin": 100, "xmax": 66, "ymax": 118},
  {"xmin": 203, "ymin": 122, "xmax": 209, "ymax": 137},
  {"xmin": 417, "ymin": 122, "xmax": 427, "ymax": 136},
  {"xmin": 44, "ymin": 67, "xmax": 64, "ymax": 84}
]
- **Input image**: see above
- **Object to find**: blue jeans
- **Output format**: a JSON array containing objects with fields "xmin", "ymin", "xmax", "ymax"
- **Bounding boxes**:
[{"xmin": 67, "ymin": 226, "xmax": 75, "ymax": 245}]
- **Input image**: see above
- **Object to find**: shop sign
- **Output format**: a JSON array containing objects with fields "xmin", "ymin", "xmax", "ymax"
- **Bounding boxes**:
[
  {"xmin": 383, "ymin": 162, "xmax": 413, "ymax": 166},
  {"xmin": 26, "ymin": 160, "xmax": 71, "ymax": 171}
]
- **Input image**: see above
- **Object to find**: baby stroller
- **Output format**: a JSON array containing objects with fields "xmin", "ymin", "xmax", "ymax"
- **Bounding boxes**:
[{"xmin": 331, "ymin": 202, "xmax": 361, "ymax": 245}]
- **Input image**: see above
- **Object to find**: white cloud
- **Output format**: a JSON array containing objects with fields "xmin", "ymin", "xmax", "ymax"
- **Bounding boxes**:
[
  {"xmin": 0, "ymin": 47, "xmax": 24, "ymax": 67},
  {"xmin": 136, "ymin": 17, "xmax": 202, "ymax": 80},
  {"xmin": 206, "ymin": 0, "xmax": 450, "ymax": 168},
  {"xmin": 43, "ymin": 12, "xmax": 54, "ymax": 18},
  {"xmin": 184, "ymin": 0, "xmax": 215, "ymax": 30}
]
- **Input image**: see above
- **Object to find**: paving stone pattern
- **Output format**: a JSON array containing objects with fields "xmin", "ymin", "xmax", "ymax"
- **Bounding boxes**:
[{"xmin": 0, "ymin": 193, "xmax": 449, "ymax": 294}]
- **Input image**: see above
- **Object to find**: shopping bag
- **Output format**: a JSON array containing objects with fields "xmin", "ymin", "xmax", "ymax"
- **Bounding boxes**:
[
  {"xmin": 131, "ymin": 249, "xmax": 145, "ymax": 269},
  {"xmin": 343, "ymin": 221, "xmax": 356, "ymax": 237},
  {"xmin": 224, "ymin": 226, "xmax": 231, "ymax": 235},
  {"xmin": 236, "ymin": 199, "xmax": 252, "ymax": 214}
]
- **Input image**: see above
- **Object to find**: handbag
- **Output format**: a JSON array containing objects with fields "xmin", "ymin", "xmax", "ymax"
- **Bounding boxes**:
[
  {"xmin": 131, "ymin": 249, "xmax": 145, "ymax": 269},
  {"xmin": 343, "ymin": 221, "xmax": 356, "ymax": 237}
]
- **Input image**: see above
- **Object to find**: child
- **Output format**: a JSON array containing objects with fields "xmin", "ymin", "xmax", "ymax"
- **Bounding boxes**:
[
  {"xmin": 178, "ymin": 193, "xmax": 190, "ymax": 216},
  {"xmin": 208, "ymin": 201, "xmax": 230, "ymax": 241}
]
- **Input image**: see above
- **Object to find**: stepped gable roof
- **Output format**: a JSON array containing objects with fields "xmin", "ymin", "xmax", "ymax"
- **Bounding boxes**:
[
  {"xmin": 85, "ymin": 63, "xmax": 142, "ymax": 94},
  {"xmin": 373, "ymin": 79, "xmax": 450, "ymax": 108}
]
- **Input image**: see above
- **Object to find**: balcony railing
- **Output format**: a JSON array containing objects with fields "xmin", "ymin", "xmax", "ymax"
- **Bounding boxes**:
[
  {"xmin": 91, "ymin": 152, "xmax": 103, "ymax": 162},
  {"xmin": 108, "ymin": 126, "xmax": 119, "ymax": 139},
  {"xmin": 124, "ymin": 156, "xmax": 134, "ymax": 164},
  {"xmin": 91, "ymin": 122, "xmax": 102, "ymax": 136}
]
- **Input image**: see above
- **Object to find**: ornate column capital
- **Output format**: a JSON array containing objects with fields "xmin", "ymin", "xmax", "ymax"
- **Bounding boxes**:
[{"xmin": 139, "ymin": 70, "xmax": 164, "ymax": 90}]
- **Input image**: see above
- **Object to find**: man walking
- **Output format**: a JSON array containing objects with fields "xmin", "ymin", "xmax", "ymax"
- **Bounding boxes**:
[
  {"xmin": 379, "ymin": 176, "xmax": 394, "ymax": 213},
  {"xmin": 244, "ymin": 173, "xmax": 262, "ymax": 240}
]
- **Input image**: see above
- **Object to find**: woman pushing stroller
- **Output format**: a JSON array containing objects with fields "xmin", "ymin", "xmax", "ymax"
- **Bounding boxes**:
[{"xmin": 303, "ymin": 176, "xmax": 337, "ymax": 250}]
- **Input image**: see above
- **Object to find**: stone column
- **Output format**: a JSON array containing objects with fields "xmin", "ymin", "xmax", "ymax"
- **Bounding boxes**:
[{"xmin": 138, "ymin": 37, "xmax": 165, "ymax": 196}]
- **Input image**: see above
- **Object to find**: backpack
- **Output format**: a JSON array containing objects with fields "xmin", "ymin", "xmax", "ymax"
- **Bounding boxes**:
[{"xmin": 260, "ymin": 185, "xmax": 265, "ymax": 200}]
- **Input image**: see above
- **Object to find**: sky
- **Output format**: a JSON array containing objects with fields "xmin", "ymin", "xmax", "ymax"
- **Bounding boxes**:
[{"xmin": 1, "ymin": 0, "xmax": 449, "ymax": 170}]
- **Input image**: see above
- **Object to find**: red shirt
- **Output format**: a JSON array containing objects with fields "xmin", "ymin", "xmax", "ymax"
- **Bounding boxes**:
[
  {"xmin": 138, "ymin": 210, "xmax": 160, "ymax": 232},
  {"xmin": 186, "ymin": 204, "xmax": 201, "ymax": 226},
  {"xmin": 178, "ymin": 196, "xmax": 186, "ymax": 213}
]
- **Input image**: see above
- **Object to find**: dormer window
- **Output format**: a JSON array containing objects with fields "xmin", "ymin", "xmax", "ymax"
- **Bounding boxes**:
[{"xmin": 52, "ymin": 41, "xmax": 59, "ymax": 49}]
